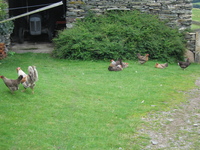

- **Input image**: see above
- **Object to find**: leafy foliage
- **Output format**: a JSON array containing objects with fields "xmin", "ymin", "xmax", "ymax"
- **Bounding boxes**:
[
  {"xmin": 53, "ymin": 10, "xmax": 186, "ymax": 62},
  {"xmin": 192, "ymin": 0, "xmax": 200, "ymax": 3},
  {"xmin": 0, "ymin": 0, "xmax": 14, "ymax": 36},
  {"xmin": 193, "ymin": 4, "xmax": 200, "ymax": 8}
]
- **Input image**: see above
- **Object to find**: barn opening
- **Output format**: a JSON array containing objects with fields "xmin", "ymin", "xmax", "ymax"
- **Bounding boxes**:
[{"xmin": 8, "ymin": 0, "xmax": 66, "ymax": 43}]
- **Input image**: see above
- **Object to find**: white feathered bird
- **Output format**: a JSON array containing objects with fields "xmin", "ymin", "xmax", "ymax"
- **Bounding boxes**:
[{"xmin": 16, "ymin": 66, "xmax": 38, "ymax": 94}]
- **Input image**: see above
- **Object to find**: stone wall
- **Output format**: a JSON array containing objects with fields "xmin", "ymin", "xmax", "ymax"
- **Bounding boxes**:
[
  {"xmin": 195, "ymin": 30, "xmax": 200, "ymax": 63},
  {"xmin": 0, "ymin": 34, "xmax": 11, "ymax": 47},
  {"xmin": 66, "ymin": 0, "xmax": 193, "ymax": 30},
  {"xmin": 185, "ymin": 32, "xmax": 196, "ymax": 62},
  {"xmin": 185, "ymin": 32, "xmax": 196, "ymax": 53}
]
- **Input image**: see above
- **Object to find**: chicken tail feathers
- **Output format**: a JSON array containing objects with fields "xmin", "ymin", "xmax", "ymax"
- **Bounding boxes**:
[
  {"xmin": 118, "ymin": 59, "xmax": 123, "ymax": 67},
  {"xmin": 28, "ymin": 66, "xmax": 38, "ymax": 82}
]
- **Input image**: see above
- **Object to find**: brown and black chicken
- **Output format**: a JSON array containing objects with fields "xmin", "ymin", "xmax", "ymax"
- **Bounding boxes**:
[
  {"xmin": 108, "ymin": 59, "xmax": 123, "ymax": 71},
  {"xmin": 178, "ymin": 58, "xmax": 190, "ymax": 70},
  {"xmin": 108, "ymin": 65, "xmax": 123, "ymax": 71},
  {"xmin": 137, "ymin": 53, "xmax": 149, "ymax": 64},
  {"xmin": 110, "ymin": 59, "xmax": 129, "ymax": 68},
  {"xmin": 0, "ymin": 75, "xmax": 23, "ymax": 94}
]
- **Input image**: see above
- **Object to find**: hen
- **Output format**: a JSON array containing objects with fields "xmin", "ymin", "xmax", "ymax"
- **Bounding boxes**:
[
  {"xmin": 16, "ymin": 66, "xmax": 38, "ymax": 94},
  {"xmin": 137, "ymin": 53, "xmax": 149, "ymax": 64},
  {"xmin": 108, "ymin": 59, "xmax": 123, "ymax": 71},
  {"xmin": 155, "ymin": 63, "xmax": 168, "ymax": 69},
  {"xmin": 110, "ymin": 59, "xmax": 117, "ymax": 66},
  {"xmin": 110, "ymin": 59, "xmax": 129, "ymax": 68},
  {"xmin": 108, "ymin": 65, "xmax": 123, "ymax": 71},
  {"xmin": 0, "ymin": 75, "xmax": 23, "ymax": 94},
  {"xmin": 178, "ymin": 58, "xmax": 190, "ymax": 70}
]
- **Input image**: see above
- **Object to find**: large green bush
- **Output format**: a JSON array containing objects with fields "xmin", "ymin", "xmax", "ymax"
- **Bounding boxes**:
[
  {"xmin": 52, "ymin": 10, "xmax": 186, "ymax": 62},
  {"xmin": 0, "ymin": 0, "xmax": 13, "ymax": 36}
]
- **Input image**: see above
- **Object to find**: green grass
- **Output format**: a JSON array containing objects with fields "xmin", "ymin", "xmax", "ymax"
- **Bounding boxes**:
[
  {"xmin": 193, "ymin": 2, "xmax": 200, "ymax": 5},
  {"xmin": 192, "ymin": 8, "xmax": 200, "ymax": 30},
  {"xmin": 1, "ymin": 53, "xmax": 200, "ymax": 149},
  {"xmin": 192, "ymin": 8, "xmax": 200, "ymax": 21}
]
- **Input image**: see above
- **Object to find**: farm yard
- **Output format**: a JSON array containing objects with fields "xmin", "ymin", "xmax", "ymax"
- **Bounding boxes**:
[{"xmin": 0, "ymin": 0, "xmax": 200, "ymax": 149}]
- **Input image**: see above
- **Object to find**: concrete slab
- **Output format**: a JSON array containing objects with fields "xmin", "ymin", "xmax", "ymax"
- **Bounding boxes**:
[{"xmin": 10, "ymin": 41, "xmax": 54, "ymax": 53}]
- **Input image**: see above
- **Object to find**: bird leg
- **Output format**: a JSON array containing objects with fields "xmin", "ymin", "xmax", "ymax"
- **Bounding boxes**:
[
  {"xmin": 21, "ymin": 87, "xmax": 27, "ymax": 92},
  {"xmin": 30, "ymin": 87, "xmax": 34, "ymax": 94}
]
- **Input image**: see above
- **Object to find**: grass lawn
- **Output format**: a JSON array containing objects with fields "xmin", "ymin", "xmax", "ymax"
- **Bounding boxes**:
[
  {"xmin": 192, "ymin": 8, "xmax": 200, "ymax": 21},
  {"xmin": 192, "ymin": 8, "xmax": 200, "ymax": 30},
  {"xmin": 0, "ymin": 53, "xmax": 200, "ymax": 149}
]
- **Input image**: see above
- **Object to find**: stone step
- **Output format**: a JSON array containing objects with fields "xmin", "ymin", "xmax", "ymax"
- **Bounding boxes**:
[{"xmin": 10, "ymin": 42, "xmax": 54, "ymax": 53}]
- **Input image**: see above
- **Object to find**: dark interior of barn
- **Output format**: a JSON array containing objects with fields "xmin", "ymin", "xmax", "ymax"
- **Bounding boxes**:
[{"xmin": 8, "ymin": 0, "xmax": 66, "ymax": 43}]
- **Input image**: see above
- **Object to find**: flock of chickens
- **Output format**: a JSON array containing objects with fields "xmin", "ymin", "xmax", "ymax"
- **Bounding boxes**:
[
  {"xmin": 108, "ymin": 53, "xmax": 191, "ymax": 71},
  {"xmin": 0, "ymin": 54, "xmax": 191, "ymax": 94},
  {"xmin": 0, "ymin": 66, "xmax": 38, "ymax": 94}
]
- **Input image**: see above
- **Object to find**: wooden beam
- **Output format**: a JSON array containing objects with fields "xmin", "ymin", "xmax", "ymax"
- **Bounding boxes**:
[{"xmin": 0, "ymin": 1, "xmax": 63, "ymax": 23}]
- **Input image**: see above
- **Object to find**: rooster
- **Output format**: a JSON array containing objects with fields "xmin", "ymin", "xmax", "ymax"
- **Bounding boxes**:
[
  {"xmin": 137, "ymin": 53, "xmax": 149, "ymax": 64},
  {"xmin": 16, "ymin": 66, "xmax": 38, "ymax": 94},
  {"xmin": 178, "ymin": 58, "xmax": 190, "ymax": 70},
  {"xmin": 155, "ymin": 63, "xmax": 168, "ymax": 69},
  {"xmin": 0, "ymin": 75, "xmax": 23, "ymax": 94}
]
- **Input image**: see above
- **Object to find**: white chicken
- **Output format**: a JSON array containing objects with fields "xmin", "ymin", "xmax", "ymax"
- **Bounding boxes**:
[
  {"xmin": 110, "ymin": 59, "xmax": 117, "ymax": 66},
  {"xmin": 16, "ymin": 66, "xmax": 38, "ymax": 94},
  {"xmin": 16, "ymin": 67, "xmax": 29, "ymax": 87}
]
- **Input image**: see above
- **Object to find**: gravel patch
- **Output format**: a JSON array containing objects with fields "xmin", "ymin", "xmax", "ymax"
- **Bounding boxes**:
[{"xmin": 139, "ymin": 79, "xmax": 200, "ymax": 149}]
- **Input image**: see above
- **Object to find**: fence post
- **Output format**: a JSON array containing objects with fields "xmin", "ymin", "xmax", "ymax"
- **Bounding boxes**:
[{"xmin": 195, "ymin": 31, "xmax": 200, "ymax": 63}]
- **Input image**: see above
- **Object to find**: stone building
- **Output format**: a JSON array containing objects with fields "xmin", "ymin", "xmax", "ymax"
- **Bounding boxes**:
[{"xmin": 66, "ymin": 0, "xmax": 193, "ymax": 30}]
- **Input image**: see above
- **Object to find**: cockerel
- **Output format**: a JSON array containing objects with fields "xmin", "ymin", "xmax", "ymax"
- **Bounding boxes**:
[
  {"xmin": 16, "ymin": 66, "xmax": 38, "ymax": 94},
  {"xmin": 0, "ymin": 75, "xmax": 23, "ymax": 94}
]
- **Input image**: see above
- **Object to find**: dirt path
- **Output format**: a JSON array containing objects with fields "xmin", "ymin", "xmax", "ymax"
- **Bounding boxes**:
[{"xmin": 139, "ymin": 79, "xmax": 200, "ymax": 149}]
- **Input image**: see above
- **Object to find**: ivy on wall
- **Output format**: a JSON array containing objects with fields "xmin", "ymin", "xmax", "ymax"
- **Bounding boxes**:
[{"xmin": 0, "ymin": 0, "xmax": 13, "ymax": 36}]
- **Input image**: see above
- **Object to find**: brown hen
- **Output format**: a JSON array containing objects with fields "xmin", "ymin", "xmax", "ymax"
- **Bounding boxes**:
[
  {"xmin": 0, "ymin": 75, "xmax": 23, "ymax": 94},
  {"xmin": 155, "ymin": 63, "xmax": 168, "ymax": 69},
  {"xmin": 137, "ymin": 53, "xmax": 149, "ymax": 64}
]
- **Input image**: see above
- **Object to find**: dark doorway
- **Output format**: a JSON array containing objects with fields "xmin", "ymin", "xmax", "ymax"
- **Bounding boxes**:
[{"xmin": 8, "ymin": 0, "xmax": 66, "ymax": 43}]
